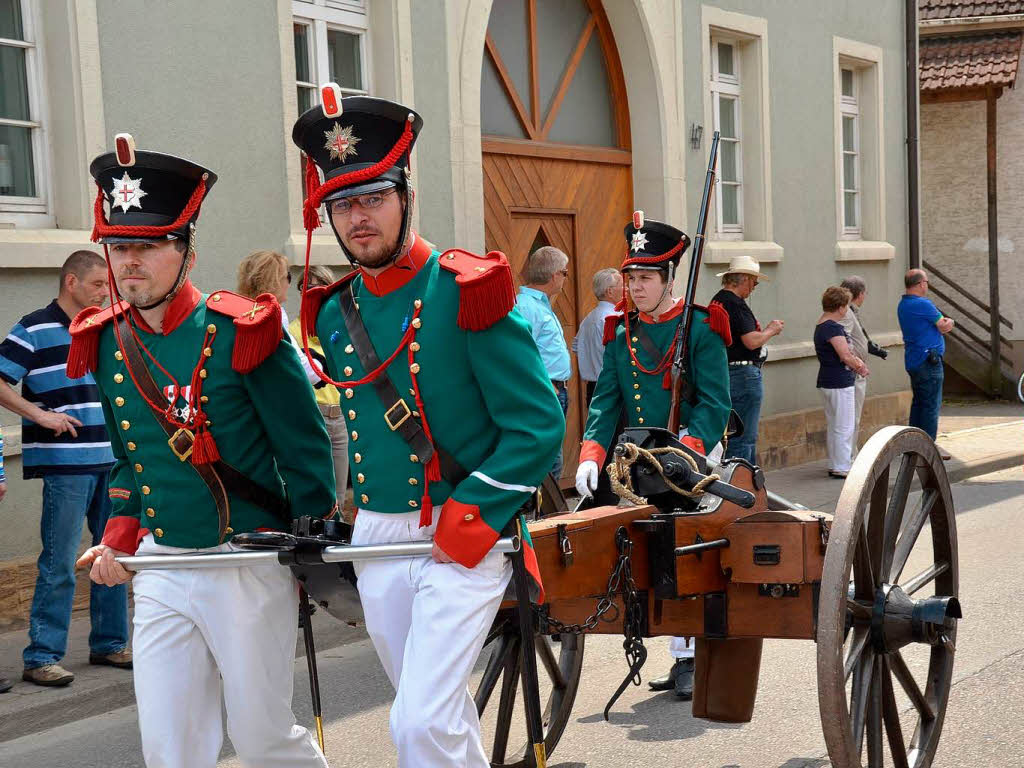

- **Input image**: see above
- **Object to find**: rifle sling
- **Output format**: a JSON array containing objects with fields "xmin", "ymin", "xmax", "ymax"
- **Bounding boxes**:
[
  {"xmin": 337, "ymin": 283, "xmax": 469, "ymax": 487},
  {"xmin": 116, "ymin": 317, "xmax": 291, "ymax": 541}
]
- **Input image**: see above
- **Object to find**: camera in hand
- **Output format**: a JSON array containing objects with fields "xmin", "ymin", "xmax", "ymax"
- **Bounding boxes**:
[{"xmin": 867, "ymin": 340, "xmax": 888, "ymax": 360}]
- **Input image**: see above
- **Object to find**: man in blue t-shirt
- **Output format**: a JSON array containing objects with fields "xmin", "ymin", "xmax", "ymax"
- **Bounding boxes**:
[{"xmin": 897, "ymin": 269, "xmax": 954, "ymax": 441}]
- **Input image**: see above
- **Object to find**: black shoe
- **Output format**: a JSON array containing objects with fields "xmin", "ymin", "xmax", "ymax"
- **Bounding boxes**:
[
  {"xmin": 0, "ymin": 677, "xmax": 12, "ymax": 693},
  {"xmin": 673, "ymin": 658, "xmax": 695, "ymax": 700},
  {"xmin": 649, "ymin": 658, "xmax": 686, "ymax": 692}
]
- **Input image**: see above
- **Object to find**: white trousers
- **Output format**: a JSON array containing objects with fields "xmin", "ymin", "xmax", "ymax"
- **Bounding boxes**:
[
  {"xmin": 352, "ymin": 509, "xmax": 512, "ymax": 768},
  {"xmin": 131, "ymin": 535, "xmax": 328, "ymax": 768},
  {"xmin": 819, "ymin": 385, "xmax": 856, "ymax": 473},
  {"xmin": 853, "ymin": 376, "xmax": 866, "ymax": 455},
  {"xmin": 669, "ymin": 636, "xmax": 695, "ymax": 659}
]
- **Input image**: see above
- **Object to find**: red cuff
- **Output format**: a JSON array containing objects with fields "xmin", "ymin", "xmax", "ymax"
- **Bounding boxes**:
[
  {"xmin": 579, "ymin": 439, "xmax": 607, "ymax": 466},
  {"xmin": 434, "ymin": 498, "xmax": 498, "ymax": 568},
  {"xmin": 681, "ymin": 435, "xmax": 706, "ymax": 455},
  {"xmin": 101, "ymin": 516, "xmax": 146, "ymax": 555}
]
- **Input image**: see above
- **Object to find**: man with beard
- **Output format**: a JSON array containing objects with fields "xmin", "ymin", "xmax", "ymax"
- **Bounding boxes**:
[
  {"xmin": 71, "ymin": 137, "xmax": 336, "ymax": 768},
  {"xmin": 575, "ymin": 214, "xmax": 731, "ymax": 700},
  {"xmin": 292, "ymin": 89, "xmax": 563, "ymax": 767}
]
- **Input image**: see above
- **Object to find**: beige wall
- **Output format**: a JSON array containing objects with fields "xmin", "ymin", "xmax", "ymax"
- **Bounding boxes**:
[{"xmin": 921, "ymin": 88, "xmax": 1024, "ymax": 345}]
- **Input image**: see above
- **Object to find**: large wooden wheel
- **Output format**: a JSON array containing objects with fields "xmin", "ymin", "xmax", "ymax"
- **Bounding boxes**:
[
  {"xmin": 817, "ymin": 426, "xmax": 960, "ymax": 768},
  {"xmin": 474, "ymin": 612, "xmax": 585, "ymax": 767}
]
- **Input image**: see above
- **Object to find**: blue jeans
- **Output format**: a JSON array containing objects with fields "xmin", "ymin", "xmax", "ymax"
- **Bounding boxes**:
[
  {"xmin": 23, "ymin": 472, "xmax": 129, "ymax": 669},
  {"xmin": 908, "ymin": 359, "xmax": 944, "ymax": 440},
  {"xmin": 724, "ymin": 365, "xmax": 763, "ymax": 465},
  {"xmin": 551, "ymin": 385, "xmax": 569, "ymax": 479}
]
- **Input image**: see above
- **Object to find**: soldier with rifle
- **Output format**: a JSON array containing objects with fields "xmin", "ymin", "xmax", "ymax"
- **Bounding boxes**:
[
  {"xmin": 291, "ymin": 87, "xmax": 563, "ymax": 767},
  {"xmin": 71, "ymin": 137, "xmax": 337, "ymax": 768},
  {"xmin": 575, "ymin": 149, "xmax": 730, "ymax": 705}
]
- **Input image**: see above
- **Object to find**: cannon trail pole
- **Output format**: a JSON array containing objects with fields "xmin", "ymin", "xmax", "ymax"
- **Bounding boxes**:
[
  {"xmin": 298, "ymin": 587, "xmax": 325, "ymax": 754},
  {"xmin": 511, "ymin": 527, "xmax": 546, "ymax": 767}
]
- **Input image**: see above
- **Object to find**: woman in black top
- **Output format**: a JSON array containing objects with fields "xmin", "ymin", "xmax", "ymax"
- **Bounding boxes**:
[{"xmin": 814, "ymin": 286, "xmax": 870, "ymax": 478}]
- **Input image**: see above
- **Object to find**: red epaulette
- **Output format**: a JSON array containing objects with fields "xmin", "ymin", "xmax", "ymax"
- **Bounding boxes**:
[
  {"xmin": 602, "ymin": 312, "xmax": 624, "ymax": 345},
  {"xmin": 697, "ymin": 301, "xmax": 733, "ymax": 346},
  {"xmin": 206, "ymin": 290, "xmax": 283, "ymax": 374},
  {"xmin": 66, "ymin": 301, "xmax": 130, "ymax": 379},
  {"xmin": 300, "ymin": 270, "xmax": 359, "ymax": 338},
  {"xmin": 438, "ymin": 248, "xmax": 516, "ymax": 331}
]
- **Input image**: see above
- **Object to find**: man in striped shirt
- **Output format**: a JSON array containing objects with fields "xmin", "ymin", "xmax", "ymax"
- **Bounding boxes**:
[{"xmin": 0, "ymin": 250, "xmax": 130, "ymax": 687}]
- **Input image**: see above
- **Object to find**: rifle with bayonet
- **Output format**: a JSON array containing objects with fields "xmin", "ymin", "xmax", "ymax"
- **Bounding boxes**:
[{"xmin": 667, "ymin": 131, "xmax": 720, "ymax": 433}]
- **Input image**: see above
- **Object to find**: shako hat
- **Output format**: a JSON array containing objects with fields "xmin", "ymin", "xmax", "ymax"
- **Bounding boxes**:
[
  {"xmin": 89, "ymin": 134, "xmax": 217, "ymax": 244},
  {"xmin": 292, "ymin": 90, "xmax": 423, "ymax": 203},
  {"xmin": 620, "ymin": 211, "xmax": 691, "ymax": 273}
]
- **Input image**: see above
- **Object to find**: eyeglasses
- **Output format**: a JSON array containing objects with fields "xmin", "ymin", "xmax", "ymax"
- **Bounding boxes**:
[{"xmin": 328, "ymin": 188, "xmax": 397, "ymax": 215}]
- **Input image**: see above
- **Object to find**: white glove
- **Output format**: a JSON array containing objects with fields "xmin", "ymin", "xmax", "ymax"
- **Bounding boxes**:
[{"xmin": 575, "ymin": 460, "xmax": 599, "ymax": 498}]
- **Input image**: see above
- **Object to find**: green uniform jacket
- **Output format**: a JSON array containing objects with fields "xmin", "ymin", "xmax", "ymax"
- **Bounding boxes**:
[
  {"xmin": 580, "ymin": 303, "xmax": 731, "ymax": 465},
  {"xmin": 312, "ymin": 236, "xmax": 564, "ymax": 568},
  {"xmin": 74, "ymin": 284, "xmax": 336, "ymax": 553}
]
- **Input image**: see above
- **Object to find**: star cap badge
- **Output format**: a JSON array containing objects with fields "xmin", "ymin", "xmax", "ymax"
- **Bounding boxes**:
[
  {"xmin": 630, "ymin": 230, "xmax": 649, "ymax": 253},
  {"xmin": 324, "ymin": 122, "xmax": 361, "ymax": 163},
  {"xmin": 110, "ymin": 172, "xmax": 147, "ymax": 213}
]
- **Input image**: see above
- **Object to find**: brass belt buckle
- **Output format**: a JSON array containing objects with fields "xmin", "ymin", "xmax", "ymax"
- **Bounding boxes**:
[
  {"xmin": 168, "ymin": 427, "xmax": 195, "ymax": 462},
  {"xmin": 384, "ymin": 398, "xmax": 412, "ymax": 431}
]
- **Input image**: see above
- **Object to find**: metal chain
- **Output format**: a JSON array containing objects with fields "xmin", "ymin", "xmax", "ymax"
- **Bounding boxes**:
[{"xmin": 535, "ymin": 527, "xmax": 636, "ymax": 636}]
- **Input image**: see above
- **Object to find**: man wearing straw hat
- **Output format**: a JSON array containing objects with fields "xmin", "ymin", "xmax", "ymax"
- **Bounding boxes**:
[{"xmin": 711, "ymin": 255, "xmax": 784, "ymax": 465}]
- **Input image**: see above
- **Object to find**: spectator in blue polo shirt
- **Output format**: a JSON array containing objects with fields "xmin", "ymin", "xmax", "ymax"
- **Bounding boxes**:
[
  {"xmin": 516, "ymin": 246, "xmax": 572, "ymax": 478},
  {"xmin": 0, "ymin": 250, "xmax": 130, "ymax": 688},
  {"xmin": 897, "ymin": 268, "xmax": 954, "ymax": 442}
]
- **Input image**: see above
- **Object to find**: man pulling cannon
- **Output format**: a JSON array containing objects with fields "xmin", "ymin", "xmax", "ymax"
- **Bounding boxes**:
[
  {"xmin": 291, "ymin": 89, "xmax": 564, "ymax": 766},
  {"xmin": 575, "ymin": 213, "xmax": 731, "ymax": 699},
  {"xmin": 72, "ymin": 139, "xmax": 337, "ymax": 768}
]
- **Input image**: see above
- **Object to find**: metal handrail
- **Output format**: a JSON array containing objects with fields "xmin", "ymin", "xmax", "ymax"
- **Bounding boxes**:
[
  {"xmin": 923, "ymin": 259, "xmax": 1012, "ymax": 330},
  {"xmin": 929, "ymin": 284, "xmax": 1012, "ymax": 349}
]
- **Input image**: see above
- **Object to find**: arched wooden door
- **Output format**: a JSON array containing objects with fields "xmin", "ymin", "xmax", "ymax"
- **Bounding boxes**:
[{"xmin": 481, "ymin": 0, "xmax": 632, "ymax": 487}]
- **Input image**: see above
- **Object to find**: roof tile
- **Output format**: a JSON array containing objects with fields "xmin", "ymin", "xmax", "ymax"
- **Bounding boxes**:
[
  {"xmin": 920, "ymin": 31, "xmax": 1023, "ymax": 91},
  {"xmin": 920, "ymin": 1, "xmax": 1024, "ymax": 20}
]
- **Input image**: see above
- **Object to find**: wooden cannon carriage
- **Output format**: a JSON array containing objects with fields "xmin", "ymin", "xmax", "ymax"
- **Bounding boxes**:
[{"xmin": 473, "ymin": 425, "xmax": 961, "ymax": 768}]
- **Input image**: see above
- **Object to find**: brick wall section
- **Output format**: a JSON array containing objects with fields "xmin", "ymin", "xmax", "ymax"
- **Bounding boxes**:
[{"xmin": 920, "ymin": 85, "xmax": 1024, "ymax": 343}]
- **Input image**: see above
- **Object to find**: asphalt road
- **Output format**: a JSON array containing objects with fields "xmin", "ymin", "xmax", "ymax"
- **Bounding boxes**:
[{"xmin": 2, "ymin": 466, "xmax": 1021, "ymax": 768}]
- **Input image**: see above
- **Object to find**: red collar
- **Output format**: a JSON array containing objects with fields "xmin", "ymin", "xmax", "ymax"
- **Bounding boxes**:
[
  {"xmin": 359, "ymin": 233, "xmax": 433, "ymax": 297},
  {"xmin": 638, "ymin": 299, "xmax": 683, "ymax": 324},
  {"xmin": 129, "ymin": 281, "xmax": 202, "ymax": 335}
]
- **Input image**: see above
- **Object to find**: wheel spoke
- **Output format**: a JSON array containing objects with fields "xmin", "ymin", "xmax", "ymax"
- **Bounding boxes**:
[
  {"xmin": 880, "ymin": 657, "xmax": 911, "ymax": 768},
  {"xmin": 890, "ymin": 649, "xmax": 936, "ymax": 722},
  {"xmin": 850, "ymin": 648, "xmax": 876, "ymax": 749},
  {"xmin": 902, "ymin": 561, "xmax": 950, "ymax": 596},
  {"xmin": 866, "ymin": 660, "xmax": 884, "ymax": 767},
  {"xmin": 845, "ymin": 625, "xmax": 870, "ymax": 681},
  {"xmin": 535, "ymin": 635, "xmax": 568, "ymax": 690},
  {"xmin": 475, "ymin": 633, "xmax": 513, "ymax": 714},
  {"xmin": 890, "ymin": 489, "xmax": 938, "ymax": 584},
  {"xmin": 847, "ymin": 598, "xmax": 872, "ymax": 622},
  {"xmin": 491, "ymin": 637, "xmax": 521, "ymax": 764},
  {"xmin": 867, "ymin": 467, "xmax": 889, "ymax": 583},
  {"xmin": 853, "ymin": 521, "xmax": 876, "ymax": 599},
  {"xmin": 882, "ymin": 454, "xmax": 916, "ymax": 577}
]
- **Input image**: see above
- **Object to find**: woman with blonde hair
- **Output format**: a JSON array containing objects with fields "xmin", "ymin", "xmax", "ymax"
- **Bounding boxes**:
[
  {"xmin": 814, "ymin": 285, "xmax": 870, "ymax": 478},
  {"xmin": 237, "ymin": 249, "xmax": 291, "ymax": 305}
]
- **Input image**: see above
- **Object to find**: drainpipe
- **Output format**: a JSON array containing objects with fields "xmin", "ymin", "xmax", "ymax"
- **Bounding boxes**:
[{"xmin": 906, "ymin": 0, "xmax": 921, "ymax": 269}]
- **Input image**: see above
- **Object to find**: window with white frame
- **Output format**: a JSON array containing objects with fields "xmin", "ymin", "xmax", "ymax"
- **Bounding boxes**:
[
  {"xmin": 0, "ymin": 0, "xmax": 48, "ymax": 217},
  {"xmin": 839, "ymin": 67, "xmax": 860, "ymax": 237},
  {"xmin": 711, "ymin": 37, "xmax": 742, "ymax": 237},
  {"xmin": 293, "ymin": 0, "xmax": 369, "ymax": 113}
]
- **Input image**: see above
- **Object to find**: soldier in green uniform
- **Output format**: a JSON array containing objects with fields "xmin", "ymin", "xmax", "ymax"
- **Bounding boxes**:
[
  {"xmin": 72, "ymin": 137, "xmax": 335, "ymax": 768},
  {"xmin": 291, "ymin": 87, "xmax": 564, "ymax": 767},
  {"xmin": 575, "ymin": 213, "xmax": 731, "ymax": 700}
]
